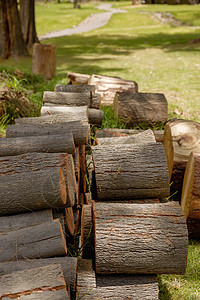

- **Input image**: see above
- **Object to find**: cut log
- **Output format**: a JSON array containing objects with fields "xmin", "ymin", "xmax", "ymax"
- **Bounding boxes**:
[
  {"xmin": 181, "ymin": 153, "xmax": 200, "ymax": 219},
  {"xmin": 77, "ymin": 259, "xmax": 97, "ymax": 299},
  {"xmin": 88, "ymin": 74, "xmax": 138, "ymax": 106},
  {"xmin": 81, "ymin": 204, "xmax": 93, "ymax": 259},
  {"xmin": 67, "ymin": 71, "xmax": 90, "ymax": 85},
  {"xmin": 65, "ymin": 207, "xmax": 75, "ymax": 236},
  {"xmin": 6, "ymin": 121, "xmax": 89, "ymax": 145},
  {"xmin": 0, "ymin": 256, "xmax": 77, "ymax": 292},
  {"xmin": 163, "ymin": 119, "xmax": 200, "ymax": 201},
  {"xmin": 92, "ymin": 143, "xmax": 170, "ymax": 200},
  {"xmin": 73, "ymin": 147, "xmax": 80, "ymax": 182},
  {"xmin": 0, "ymin": 219, "xmax": 67, "ymax": 262},
  {"xmin": 96, "ymin": 129, "xmax": 156, "ymax": 146},
  {"xmin": 85, "ymin": 192, "xmax": 94, "ymax": 205},
  {"xmin": 33, "ymin": 43, "xmax": 56, "ymax": 80},
  {"xmin": 0, "ymin": 133, "xmax": 75, "ymax": 156},
  {"xmin": 54, "ymin": 84, "xmax": 95, "ymax": 94},
  {"xmin": 79, "ymin": 145, "xmax": 87, "ymax": 194},
  {"xmin": 96, "ymin": 128, "xmax": 164, "ymax": 143},
  {"xmin": 0, "ymin": 210, "xmax": 53, "ymax": 233},
  {"xmin": 88, "ymin": 108, "xmax": 104, "ymax": 125},
  {"xmin": 0, "ymin": 168, "xmax": 67, "ymax": 215},
  {"xmin": 93, "ymin": 202, "xmax": 188, "ymax": 274},
  {"xmin": 0, "ymin": 264, "xmax": 68, "ymax": 298},
  {"xmin": 20, "ymin": 289, "xmax": 69, "ymax": 299},
  {"xmin": 114, "ymin": 92, "xmax": 168, "ymax": 126}
]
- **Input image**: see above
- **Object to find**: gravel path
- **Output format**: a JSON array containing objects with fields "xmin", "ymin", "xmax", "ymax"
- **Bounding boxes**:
[{"xmin": 39, "ymin": 3, "xmax": 126, "ymax": 41}]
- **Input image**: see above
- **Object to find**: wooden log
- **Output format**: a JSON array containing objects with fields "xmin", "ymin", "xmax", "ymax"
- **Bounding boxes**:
[
  {"xmin": 20, "ymin": 289, "xmax": 69, "ymax": 299},
  {"xmin": 181, "ymin": 153, "xmax": 200, "ymax": 219},
  {"xmin": 33, "ymin": 43, "xmax": 56, "ymax": 80},
  {"xmin": 0, "ymin": 210, "xmax": 53, "ymax": 233},
  {"xmin": 163, "ymin": 119, "xmax": 200, "ymax": 201},
  {"xmin": 96, "ymin": 128, "xmax": 164, "ymax": 143},
  {"xmin": 77, "ymin": 259, "xmax": 96, "ymax": 298},
  {"xmin": 96, "ymin": 129, "xmax": 156, "ymax": 146},
  {"xmin": 67, "ymin": 71, "xmax": 90, "ymax": 85},
  {"xmin": 0, "ymin": 219, "xmax": 67, "ymax": 262},
  {"xmin": 54, "ymin": 84, "xmax": 95, "ymax": 94},
  {"xmin": 65, "ymin": 207, "xmax": 75, "ymax": 236},
  {"xmin": 79, "ymin": 145, "xmax": 87, "ymax": 194},
  {"xmin": 0, "ymin": 264, "xmax": 68, "ymax": 298},
  {"xmin": 81, "ymin": 204, "xmax": 93, "ymax": 259},
  {"xmin": 88, "ymin": 108, "xmax": 104, "ymax": 125},
  {"xmin": 114, "ymin": 92, "xmax": 168, "ymax": 126},
  {"xmin": 6, "ymin": 121, "xmax": 89, "ymax": 145},
  {"xmin": 187, "ymin": 217, "xmax": 200, "ymax": 240},
  {"xmin": 85, "ymin": 192, "xmax": 95, "ymax": 205},
  {"xmin": 86, "ymin": 155, "xmax": 94, "ymax": 191},
  {"xmin": 0, "ymin": 133, "xmax": 75, "ymax": 156},
  {"xmin": 73, "ymin": 147, "xmax": 80, "ymax": 182},
  {"xmin": 0, "ymin": 256, "xmax": 77, "ymax": 292},
  {"xmin": 0, "ymin": 168, "xmax": 67, "ymax": 215},
  {"xmin": 93, "ymin": 202, "xmax": 188, "ymax": 274},
  {"xmin": 88, "ymin": 74, "xmax": 138, "ymax": 106},
  {"xmin": 92, "ymin": 143, "xmax": 170, "ymax": 200}
]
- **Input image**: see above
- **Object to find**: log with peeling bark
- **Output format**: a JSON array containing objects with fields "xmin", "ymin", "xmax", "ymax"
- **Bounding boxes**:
[
  {"xmin": 67, "ymin": 71, "xmax": 90, "ymax": 85},
  {"xmin": 163, "ymin": 119, "xmax": 200, "ymax": 201},
  {"xmin": 96, "ymin": 128, "xmax": 164, "ymax": 143},
  {"xmin": 88, "ymin": 74, "xmax": 138, "ymax": 106},
  {"xmin": 43, "ymin": 91, "xmax": 100, "ymax": 109},
  {"xmin": 93, "ymin": 202, "xmax": 188, "ymax": 275},
  {"xmin": 0, "ymin": 168, "xmax": 67, "ymax": 215},
  {"xmin": 0, "ymin": 133, "xmax": 75, "ymax": 156},
  {"xmin": 92, "ymin": 143, "xmax": 170, "ymax": 200},
  {"xmin": 181, "ymin": 153, "xmax": 200, "ymax": 219},
  {"xmin": 81, "ymin": 204, "xmax": 93, "ymax": 259},
  {"xmin": 0, "ymin": 264, "xmax": 69, "ymax": 299},
  {"xmin": 114, "ymin": 92, "xmax": 168, "ymax": 126},
  {"xmin": 54, "ymin": 84, "xmax": 95, "ymax": 94},
  {"xmin": 0, "ymin": 219, "xmax": 67, "ymax": 262},
  {"xmin": 0, "ymin": 256, "xmax": 77, "ymax": 292},
  {"xmin": 65, "ymin": 207, "xmax": 75, "ymax": 236},
  {"xmin": 6, "ymin": 121, "xmax": 89, "ymax": 145},
  {"xmin": 0, "ymin": 210, "xmax": 53, "ymax": 233}
]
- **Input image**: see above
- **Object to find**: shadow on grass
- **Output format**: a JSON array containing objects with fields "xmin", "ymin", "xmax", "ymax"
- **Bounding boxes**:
[{"xmin": 158, "ymin": 275, "xmax": 173, "ymax": 300}]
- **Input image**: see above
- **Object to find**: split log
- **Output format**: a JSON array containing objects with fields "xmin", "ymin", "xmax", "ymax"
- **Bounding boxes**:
[
  {"xmin": 96, "ymin": 129, "xmax": 156, "ymax": 146},
  {"xmin": 77, "ymin": 259, "xmax": 97, "ymax": 299},
  {"xmin": 88, "ymin": 74, "xmax": 138, "ymax": 106},
  {"xmin": 33, "ymin": 43, "xmax": 56, "ymax": 80},
  {"xmin": 114, "ymin": 92, "xmax": 168, "ymax": 126},
  {"xmin": 0, "ymin": 210, "xmax": 53, "ymax": 233},
  {"xmin": 0, "ymin": 256, "xmax": 77, "ymax": 292},
  {"xmin": 73, "ymin": 147, "xmax": 80, "ymax": 182},
  {"xmin": 181, "ymin": 153, "xmax": 200, "ymax": 219},
  {"xmin": 74, "ymin": 208, "xmax": 80, "ymax": 236},
  {"xmin": 54, "ymin": 84, "xmax": 95, "ymax": 94},
  {"xmin": 79, "ymin": 145, "xmax": 87, "ymax": 194},
  {"xmin": 88, "ymin": 108, "xmax": 104, "ymax": 125},
  {"xmin": 81, "ymin": 204, "xmax": 93, "ymax": 259},
  {"xmin": 65, "ymin": 207, "xmax": 75, "ymax": 236},
  {"xmin": 67, "ymin": 71, "xmax": 90, "ymax": 85},
  {"xmin": 20, "ymin": 289, "xmax": 69, "ymax": 299},
  {"xmin": 6, "ymin": 121, "xmax": 89, "ymax": 145},
  {"xmin": 96, "ymin": 128, "xmax": 164, "ymax": 143},
  {"xmin": 163, "ymin": 119, "xmax": 200, "ymax": 201},
  {"xmin": 0, "ymin": 219, "xmax": 67, "ymax": 262},
  {"xmin": 93, "ymin": 202, "xmax": 188, "ymax": 274},
  {"xmin": 0, "ymin": 264, "xmax": 68, "ymax": 299},
  {"xmin": 85, "ymin": 192, "xmax": 94, "ymax": 205},
  {"xmin": 0, "ymin": 168, "xmax": 67, "ymax": 215},
  {"xmin": 92, "ymin": 143, "xmax": 170, "ymax": 200},
  {"xmin": 0, "ymin": 133, "xmax": 75, "ymax": 156}
]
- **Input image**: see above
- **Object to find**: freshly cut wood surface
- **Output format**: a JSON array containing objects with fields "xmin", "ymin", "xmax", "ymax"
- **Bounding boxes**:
[
  {"xmin": 65, "ymin": 207, "xmax": 75, "ymax": 236},
  {"xmin": 0, "ymin": 210, "xmax": 53, "ymax": 233},
  {"xmin": 88, "ymin": 108, "xmax": 104, "ymax": 125},
  {"xmin": 92, "ymin": 143, "xmax": 169, "ymax": 200},
  {"xmin": 6, "ymin": 121, "xmax": 89, "ymax": 145},
  {"xmin": 0, "ymin": 168, "xmax": 66, "ymax": 215},
  {"xmin": 67, "ymin": 71, "xmax": 90, "ymax": 85},
  {"xmin": 20, "ymin": 289, "xmax": 69, "ymax": 299},
  {"xmin": 0, "ymin": 264, "xmax": 68, "ymax": 298},
  {"xmin": 0, "ymin": 133, "xmax": 75, "ymax": 156},
  {"xmin": 0, "ymin": 219, "xmax": 67, "ymax": 262},
  {"xmin": 54, "ymin": 84, "xmax": 95, "ymax": 94},
  {"xmin": 88, "ymin": 74, "xmax": 138, "ymax": 106},
  {"xmin": 81, "ymin": 204, "xmax": 93, "ymax": 259},
  {"xmin": 93, "ymin": 202, "xmax": 188, "ymax": 275},
  {"xmin": 181, "ymin": 153, "xmax": 200, "ymax": 219},
  {"xmin": 0, "ymin": 256, "xmax": 77, "ymax": 291},
  {"xmin": 114, "ymin": 92, "xmax": 168, "ymax": 126}
]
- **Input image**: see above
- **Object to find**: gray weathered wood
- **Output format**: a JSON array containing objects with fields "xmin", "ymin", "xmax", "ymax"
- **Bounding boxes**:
[
  {"xmin": 92, "ymin": 143, "xmax": 170, "ymax": 200},
  {"xmin": 77, "ymin": 259, "xmax": 97, "ymax": 299},
  {"xmin": 6, "ymin": 121, "xmax": 89, "ymax": 145},
  {"xmin": 0, "ymin": 168, "xmax": 67, "ymax": 215},
  {"xmin": 114, "ymin": 92, "xmax": 168, "ymax": 126},
  {"xmin": 0, "ymin": 133, "xmax": 75, "ymax": 156},
  {"xmin": 0, "ymin": 219, "xmax": 67, "ymax": 262},
  {"xmin": 54, "ymin": 84, "xmax": 95, "ymax": 94},
  {"xmin": 93, "ymin": 202, "xmax": 188, "ymax": 275},
  {"xmin": 81, "ymin": 204, "xmax": 93, "ymax": 259},
  {"xmin": 88, "ymin": 108, "xmax": 104, "ymax": 125}
]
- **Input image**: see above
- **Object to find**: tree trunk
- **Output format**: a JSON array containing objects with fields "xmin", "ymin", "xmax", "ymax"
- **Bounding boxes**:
[
  {"xmin": 93, "ymin": 202, "xmax": 188, "ymax": 275},
  {"xmin": 114, "ymin": 92, "xmax": 168, "ymax": 126},
  {"xmin": 32, "ymin": 43, "xmax": 56, "ymax": 80},
  {"xmin": 88, "ymin": 74, "xmax": 138, "ymax": 106},
  {"xmin": 0, "ymin": 209, "xmax": 53, "ymax": 233},
  {"xmin": 54, "ymin": 84, "xmax": 95, "ymax": 94},
  {"xmin": 0, "ymin": 264, "xmax": 69, "ymax": 298},
  {"xmin": 67, "ymin": 71, "xmax": 90, "ymax": 85},
  {"xmin": 0, "ymin": 0, "xmax": 28, "ymax": 59},
  {"xmin": 20, "ymin": 0, "xmax": 39, "ymax": 48},
  {"xmin": 7, "ymin": 121, "xmax": 89, "ymax": 146},
  {"xmin": 92, "ymin": 143, "xmax": 170, "ymax": 200},
  {"xmin": 81, "ymin": 204, "xmax": 93, "ymax": 259},
  {"xmin": 0, "ymin": 3, "xmax": 4, "ymax": 57},
  {"xmin": 0, "ymin": 219, "xmax": 67, "ymax": 261},
  {"xmin": 0, "ymin": 168, "xmax": 67, "ymax": 215},
  {"xmin": 0, "ymin": 133, "xmax": 75, "ymax": 156}
]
